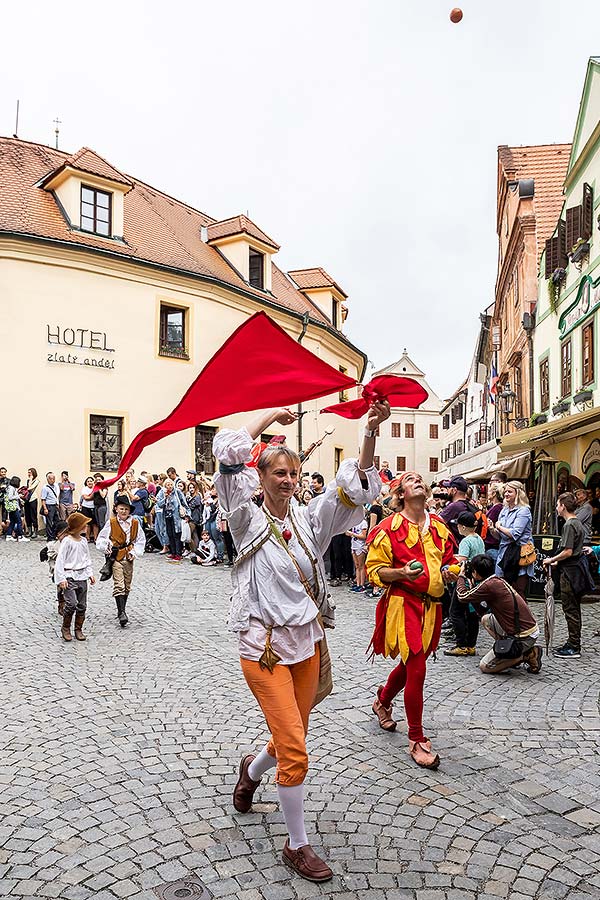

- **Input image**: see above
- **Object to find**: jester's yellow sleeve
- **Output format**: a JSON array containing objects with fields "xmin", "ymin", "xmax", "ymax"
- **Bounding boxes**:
[{"xmin": 365, "ymin": 530, "xmax": 393, "ymax": 588}]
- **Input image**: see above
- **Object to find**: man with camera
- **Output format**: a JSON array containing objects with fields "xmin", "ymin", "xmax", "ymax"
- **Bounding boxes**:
[{"xmin": 456, "ymin": 554, "xmax": 542, "ymax": 674}]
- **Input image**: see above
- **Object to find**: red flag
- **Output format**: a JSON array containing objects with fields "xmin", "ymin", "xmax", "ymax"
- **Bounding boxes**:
[
  {"xmin": 95, "ymin": 312, "xmax": 357, "ymax": 489},
  {"xmin": 321, "ymin": 374, "xmax": 428, "ymax": 419}
]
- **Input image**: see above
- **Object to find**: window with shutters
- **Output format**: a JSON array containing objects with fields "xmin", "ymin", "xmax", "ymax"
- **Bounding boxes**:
[
  {"xmin": 582, "ymin": 321, "xmax": 594, "ymax": 386},
  {"xmin": 561, "ymin": 339, "xmax": 572, "ymax": 398},
  {"xmin": 456, "ymin": 439, "xmax": 463, "ymax": 456},
  {"xmin": 249, "ymin": 249, "xmax": 264, "ymax": 289},
  {"xmin": 566, "ymin": 204, "xmax": 583, "ymax": 253},
  {"xmin": 544, "ymin": 220, "xmax": 568, "ymax": 278},
  {"xmin": 582, "ymin": 183, "xmax": 594, "ymax": 240},
  {"xmin": 539, "ymin": 358, "xmax": 549, "ymax": 411},
  {"xmin": 159, "ymin": 304, "xmax": 189, "ymax": 359},
  {"xmin": 442, "ymin": 414, "xmax": 449, "ymax": 430},
  {"xmin": 391, "ymin": 422, "xmax": 401, "ymax": 438},
  {"xmin": 429, "ymin": 458, "xmax": 439, "ymax": 473},
  {"xmin": 430, "ymin": 423, "xmax": 438, "ymax": 439},
  {"xmin": 396, "ymin": 456, "xmax": 406, "ymax": 472},
  {"xmin": 405, "ymin": 423, "xmax": 414, "ymax": 438}
]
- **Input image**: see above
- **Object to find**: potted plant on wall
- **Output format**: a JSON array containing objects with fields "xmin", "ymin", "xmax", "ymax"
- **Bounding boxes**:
[
  {"xmin": 570, "ymin": 238, "xmax": 590, "ymax": 265},
  {"xmin": 530, "ymin": 412, "xmax": 548, "ymax": 426},
  {"xmin": 548, "ymin": 267, "xmax": 567, "ymax": 314},
  {"xmin": 552, "ymin": 398, "xmax": 571, "ymax": 416},
  {"xmin": 573, "ymin": 386, "xmax": 593, "ymax": 405}
]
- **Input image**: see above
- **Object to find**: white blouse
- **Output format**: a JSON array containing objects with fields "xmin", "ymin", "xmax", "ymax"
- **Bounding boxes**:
[
  {"xmin": 213, "ymin": 427, "xmax": 381, "ymax": 665},
  {"xmin": 54, "ymin": 536, "xmax": 94, "ymax": 585}
]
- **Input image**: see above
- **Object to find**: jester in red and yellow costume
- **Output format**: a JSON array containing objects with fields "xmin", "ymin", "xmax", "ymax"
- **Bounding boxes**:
[{"xmin": 365, "ymin": 472, "xmax": 457, "ymax": 769}]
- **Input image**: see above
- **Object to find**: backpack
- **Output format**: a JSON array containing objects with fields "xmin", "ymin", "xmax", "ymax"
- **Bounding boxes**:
[
  {"xmin": 143, "ymin": 493, "xmax": 155, "ymax": 513},
  {"xmin": 470, "ymin": 504, "xmax": 490, "ymax": 540}
]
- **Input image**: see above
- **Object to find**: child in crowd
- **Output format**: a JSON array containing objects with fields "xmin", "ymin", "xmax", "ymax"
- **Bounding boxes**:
[
  {"xmin": 46, "ymin": 520, "xmax": 69, "ymax": 616},
  {"xmin": 444, "ymin": 510, "xmax": 485, "ymax": 657},
  {"xmin": 347, "ymin": 515, "xmax": 368, "ymax": 593},
  {"xmin": 54, "ymin": 512, "xmax": 95, "ymax": 642},
  {"xmin": 190, "ymin": 529, "xmax": 217, "ymax": 566}
]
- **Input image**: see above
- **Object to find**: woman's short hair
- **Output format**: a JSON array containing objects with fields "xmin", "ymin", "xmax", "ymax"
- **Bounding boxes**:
[
  {"xmin": 505, "ymin": 480, "xmax": 529, "ymax": 507},
  {"xmin": 257, "ymin": 445, "xmax": 301, "ymax": 474}
]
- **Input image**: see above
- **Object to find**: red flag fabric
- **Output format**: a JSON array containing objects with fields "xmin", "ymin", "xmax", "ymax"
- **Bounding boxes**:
[
  {"xmin": 95, "ymin": 312, "xmax": 357, "ymax": 489},
  {"xmin": 320, "ymin": 374, "xmax": 428, "ymax": 419}
]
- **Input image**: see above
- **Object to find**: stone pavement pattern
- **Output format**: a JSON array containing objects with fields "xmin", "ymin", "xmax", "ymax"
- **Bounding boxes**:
[{"xmin": 2, "ymin": 543, "xmax": 600, "ymax": 900}]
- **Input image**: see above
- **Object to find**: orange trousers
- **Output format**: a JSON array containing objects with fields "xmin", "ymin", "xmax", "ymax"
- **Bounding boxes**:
[{"xmin": 240, "ymin": 645, "xmax": 320, "ymax": 787}]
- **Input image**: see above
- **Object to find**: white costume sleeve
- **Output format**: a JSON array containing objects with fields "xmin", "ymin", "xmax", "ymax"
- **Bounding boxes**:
[
  {"xmin": 54, "ymin": 540, "xmax": 68, "ymax": 585},
  {"xmin": 307, "ymin": 459, "xmax": 381, "ymax": 553},
  {"xmin": 213, "ymin": 428, "xmax": 260, "ymax": 531},
  {"xmin": 133, "ymin": 522, "xmax": 146, "ymax": 558},
  {"xmin": 96, "ymin": 520, "xmax": 112, "ymax": 555}
]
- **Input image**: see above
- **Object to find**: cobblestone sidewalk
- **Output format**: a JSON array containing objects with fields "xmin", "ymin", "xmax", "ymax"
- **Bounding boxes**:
[{"xmin": 1, "ymin": 543, "xmax": 600, "ymax": 900}]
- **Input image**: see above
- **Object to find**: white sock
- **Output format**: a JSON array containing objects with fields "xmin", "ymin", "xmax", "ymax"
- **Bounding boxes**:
[
  {"xmin": 278, "ymin": 783, "xmax": 308, "ymax": 849},
  {"xmin": 247, "ymin": 746, "xmax": 277, "ymax": 782}
]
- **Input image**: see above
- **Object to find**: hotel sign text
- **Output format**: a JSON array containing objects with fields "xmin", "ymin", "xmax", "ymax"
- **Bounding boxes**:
[{"xmin": 46, "ymin": 325, "xmax": 116, "ymax": 370}]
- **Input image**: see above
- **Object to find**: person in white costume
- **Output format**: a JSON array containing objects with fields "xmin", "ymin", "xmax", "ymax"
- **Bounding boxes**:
[{"xmin": 213, "ymin": 402, "xmax": 389, "ymax": 883}]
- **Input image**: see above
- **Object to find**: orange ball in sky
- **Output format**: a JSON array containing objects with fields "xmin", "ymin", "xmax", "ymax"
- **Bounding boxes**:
[{"xmin": 450, "ymin": 7, "xmax": 463, "ymax": 23}]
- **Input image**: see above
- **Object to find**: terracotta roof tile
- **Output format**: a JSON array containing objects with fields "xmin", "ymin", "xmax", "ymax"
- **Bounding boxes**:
[
  {"xmin": 287, "ymin": 267, "xmax": 348, "ymax": 299},
  {"xmin": 498, "ymin": 143, "xmax": 571, "ymax": 261},
  {"xmin": 62, "ymin": 147, "xmax": 133, "ymax": 186},
  {"xmin": 0, "ymin": 136, "xmax": 329, "ymax": 326},
  {"xmin": 206, "ymin": 214, "xmax": 279, "ymax": 250}
]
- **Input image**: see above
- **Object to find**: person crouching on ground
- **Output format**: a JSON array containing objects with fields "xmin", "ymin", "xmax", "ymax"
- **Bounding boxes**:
[
  {"xmin": 55, "ymin": 513, "xmax": 95, "ymax": 642},
  {"xmin": 456, "ymin": 554, "xmax": 542, "ymax": 674},
  {"xmin": 444, "ymin": 510, "xmax": 484, "ymax": 658},
  {"xmin": 366, "ymin": 472, "xmax": 457, "ymax": 770},
  {"xmin": 46, "ymin": 520, "xmax": 70, "ymax": 616},
  {"xmin": 190, "ymin": 529, "xmax": 217, "ymax": 566},
  {"xmin": 97, "ymin": 497, "xmax": 146, "ymax": 627},
  {"xmin": 214, "ymin": 402, "xmax": 387, "ymax": 883}
]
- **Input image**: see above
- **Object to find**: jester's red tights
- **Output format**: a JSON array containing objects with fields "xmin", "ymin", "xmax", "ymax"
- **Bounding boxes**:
[{"xmin": 379, "ymin": 651, "xmax": 427, "ymax": 742}]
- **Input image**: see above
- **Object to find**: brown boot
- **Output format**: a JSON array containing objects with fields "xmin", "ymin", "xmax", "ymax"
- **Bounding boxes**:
[
  {"xmin": 233, "ymin": 754, "xmax": 260, "ymax": 813},
  {"xmin": 61, "ymin": 611, "xmax": 73, "ymax": 642},
  {"xmin": 282, "ymin": 840, "xmax": 333, "ymax": 882},
  {"xmin": 74, "ymin": 612, "xmax": 86, "ymax": 641},
  {"xmin": 372, "ymin": 685, "xmax": 397, "ymax": 732},
  {"xmin": 57, "ymin": 598, "xmax": 65, "ymax": 617},
  {"xmin": 523, "ymin": 645, "xmax": 542, "ymax": 674}
]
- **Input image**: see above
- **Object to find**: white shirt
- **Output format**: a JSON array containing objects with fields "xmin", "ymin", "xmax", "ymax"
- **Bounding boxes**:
[
  {"xmin": 54, "ymin": 536, "xmax": 93, "ymax": 584},
  {"xmin": 96, "ymin": 516, "xmax": 146, "ymax": 558},
  {"xmin": 213, "ymin": 427, "xmax": 381, "ymax": 665}
]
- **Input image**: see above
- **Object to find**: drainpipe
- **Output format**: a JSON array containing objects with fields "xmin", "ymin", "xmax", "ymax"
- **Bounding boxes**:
[{"xmin": 297, "ymin": 312, "xmax": 310, "ymax": 454}]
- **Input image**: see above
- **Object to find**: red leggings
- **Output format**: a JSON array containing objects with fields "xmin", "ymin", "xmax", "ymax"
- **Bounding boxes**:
[{"xmin": 379, "ymin": 651, "xmax": 427, "ymax": 742}]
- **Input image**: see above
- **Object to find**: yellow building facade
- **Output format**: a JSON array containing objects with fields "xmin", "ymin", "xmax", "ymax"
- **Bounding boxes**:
[{"xmin": 0, "ymin": 138, "xmax": 367, "ymax": 489}]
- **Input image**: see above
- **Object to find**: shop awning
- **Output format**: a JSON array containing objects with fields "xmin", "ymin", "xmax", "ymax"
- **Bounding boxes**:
[
  {"xmin": 461, "ymin": 449, "xmax": 531, "ymax": 483},
  {"xmin": 499, "ymin": 407, "xmax": 600, "ymax": 456}
]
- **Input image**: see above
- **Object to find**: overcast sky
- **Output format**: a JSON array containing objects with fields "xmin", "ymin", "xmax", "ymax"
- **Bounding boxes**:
[{"xmin": 2, "ymin": 1, "xmax": 599, "ymax": 399}]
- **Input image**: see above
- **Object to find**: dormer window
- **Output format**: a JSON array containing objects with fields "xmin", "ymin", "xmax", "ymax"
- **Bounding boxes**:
[
  {"xmin": 81, "ymin": 185, "xmax": 112, "ymax": 236},
  {"xmin": 249, "ymin": 248, "xmax": 264, "ymax": 290}
]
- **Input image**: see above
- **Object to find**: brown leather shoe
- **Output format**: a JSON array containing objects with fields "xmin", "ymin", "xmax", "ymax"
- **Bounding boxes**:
[
  {"xmin": 233, "ymin": 754, "xmax": 260, "ymax": 813},
  {"xmin": 372, "ymin": 685, "xmax": 397, "ymax": 731},
  {"xmin": 61, "ymin": 611, "xmax": 73, "ymax": 642},
  {"xmin": 282, "ymin": 839, "xmax": 333, "ymax": 882},
  {"xmin": 74, "ymin": 612, "xmax": 86, "ymax": 641},
  {"xmin": 409, "ymin": 739, "xmax": 440, "ymax": 770},
  {"xmin": 524, "ymin": 645, "xmax": 542, "ymax": 674}
]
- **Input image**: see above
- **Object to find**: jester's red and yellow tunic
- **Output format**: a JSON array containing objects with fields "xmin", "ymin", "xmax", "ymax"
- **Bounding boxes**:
[{"xmin": 366, "ymin": 511, "xmax": 457, "ymax": 662}]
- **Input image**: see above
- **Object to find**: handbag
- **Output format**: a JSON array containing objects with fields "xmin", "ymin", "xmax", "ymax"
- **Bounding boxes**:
[
  {"xmin": 493, "ymin": 583, "xmax": 523, "ymax": 659},
  {"xmin": 180, "ymin": 519, "xmax": 191, "ymax": 543},
  {"xmin": 519, "ymin": 541, "xmax": 537, "ymax": 567}
]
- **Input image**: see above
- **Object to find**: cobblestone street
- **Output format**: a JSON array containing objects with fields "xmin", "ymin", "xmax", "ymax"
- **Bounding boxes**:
[{"xmin": 2, "ymin": 543, "xmax": 600, "ymax": 900}]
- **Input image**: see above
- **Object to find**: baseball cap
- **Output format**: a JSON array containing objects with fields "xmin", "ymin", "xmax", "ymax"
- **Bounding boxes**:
[
  {"xmin": 448, "ymin": 476, "xmax": 468, "ymax": 492},
  {"xmin": 456, "ymin": 511, "xmax": 476, "ymax": 528}
]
